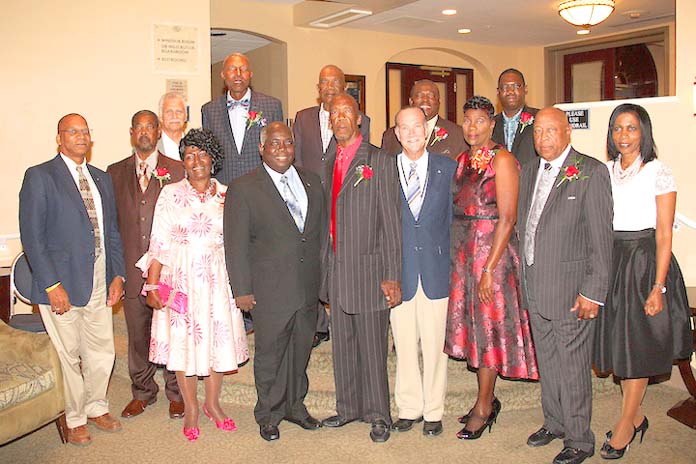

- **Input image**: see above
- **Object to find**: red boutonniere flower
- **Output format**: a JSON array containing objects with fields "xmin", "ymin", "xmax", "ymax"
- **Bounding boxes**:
[
  {"xmin": 556, "ymin": 156, "xmax": 588, "ymax": 188},
  {"xmin": 430, "ymin": 126, "xmax": 448, "ymax": 146},
  {"xmin": 353, "ymin": 164, "xmax": 373, "ymax": 187},
  {"xmin": 152, "ymin": 167, "xmax": 171, "ymax": 187},
  {"xmin": 469, "ymin": 146, "xmax": 499, "ymax": 174},
  {"xmin": 519, "ymin": 112, "xmax": 534, "ymax": 133},
  {"xmin": 246, "ymin": 111, "xmax": 267, "ymax": 129}
]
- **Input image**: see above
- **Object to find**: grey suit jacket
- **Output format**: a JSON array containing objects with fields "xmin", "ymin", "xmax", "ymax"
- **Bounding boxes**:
[
  {"xmin": 225, "ymin": 166, "xmax": 326, "ymax": 314},
  {"xmin": 381, "ymin": 116, "xmax": 467, "ymax": 160},
  {"xmin": 293, "ymin": 105, "xmax": 370, "ymax": 188},
  {"xmin": 517, "ymin": 147, "xmax": 613, "ymax": 320},
  {"xmin": 492, "ymin": 106, "xmax": 539, "ymax": 168},
  {"xmin": 19, "ymin": 155, "xmax": 126, "ymax": 306},
  {"xmin": 322, "ymin": 139, "xmax": 402, "ymax": 314},
  {"xmin": 202, "ymin": 90, "xmax": 283, "ymax": 185}
]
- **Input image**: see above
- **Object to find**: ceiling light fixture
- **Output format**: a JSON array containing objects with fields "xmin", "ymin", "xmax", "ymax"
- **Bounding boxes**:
[
  {"xmin": 558, "ymin": 0, "xmax": 615, "ymax": 28},
  {"xmin": 458, "ymin": 28, "xmax": 471, "ymax": 34},
  {"xmin": 442, "ymin": 9, "xmax": 457, "ymax": 16},
  {"xmin": 577, "ymin": 29, "xmax": 591, "ymax": 35}
]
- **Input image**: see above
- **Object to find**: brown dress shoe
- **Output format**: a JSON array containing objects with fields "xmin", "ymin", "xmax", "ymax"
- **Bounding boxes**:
[
  {"xmin": 121, "ymin": 398, "xmax": 155, "ymax": 418},
  {"xmin": 88, "ymin": 413, "xmax": 123, "ymax": 432},
  {"xmin": 67, "ymin": 425, "xmax": 92, "ymax": 446},
  {"xmin": 169, "ymin": 400, "xmax": 185, "ymax": 419}
]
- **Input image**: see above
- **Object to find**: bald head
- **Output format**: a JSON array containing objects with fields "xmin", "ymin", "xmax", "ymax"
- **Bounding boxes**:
[
  {"xmin": 56, "ymin": 113, "xmax": 91, "ymax": 163},
  {"xmin": 317, "ymin": 64, "xmax": 347, "ymax": 107},
  {"xmin": 533, "ymin": 107, "xmax": 571, "ymax": 162},
  {"xmin": 221, "ymin": 53, "xmax": 253, "ymax": 100}
]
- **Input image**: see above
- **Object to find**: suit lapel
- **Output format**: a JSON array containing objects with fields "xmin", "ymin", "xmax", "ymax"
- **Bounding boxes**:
[
  {"xmin": 220, "ymin": 96, "xmax": 240, "ymax": 157},
  {"xmin": 417, "ymin": 155, "xmax": 439, "ymax": 220},
  {"xmin": 538, "ymin": 148, "xmax": 576, "ymax": 223},
  {"xmin": 339, "ymin": 142, "xmax": 367, "ymax": 196},
  {"xmin": 258, "ymin": 167, "xmax": 302, "ymax": 234},
  {"xmin": 297, "ymin": 169, "xmax": 316, "ymax": 231},
  {"xmin": 519, "ymin": 161, "xmax": 538, "ymax": 224},
  {"xmin": 511, "ymin": 106, "xmax": 530, "ymax": 154},
  {"xmin": 125, "ymin": 155, "xmax": 138, "ymax": 204},
  {"xmin": 53, "ymin": 156, "xmax": 89, "ymax": 218}
]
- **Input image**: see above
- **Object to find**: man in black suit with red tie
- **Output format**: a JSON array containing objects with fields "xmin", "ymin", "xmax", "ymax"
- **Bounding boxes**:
[
  {"xmin": 320, "ymin": 93, "xmax": 402, "ymax": 443},
  {"xmin": 293, "ymin": 64, "xmax": 370, "ymax": 347}
]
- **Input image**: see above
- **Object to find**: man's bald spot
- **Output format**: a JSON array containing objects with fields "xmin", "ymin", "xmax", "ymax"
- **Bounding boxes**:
[
  {"xmin": 329, "ymin": 93, "xmax": 359, "ymax": 112},
  {"xmin": 57, "ymin": 113, "xmax": 87, "ymax": 133},
  {"xmin": 395, "ymin": 106, "xmax": 427, "ymax": 126},
  {"xmin": 536, "ymin": 107, "xmax": 570, "ymax": 127},
  {"xmin": 319, "ymin": 64, "xmax": 344, "ymax": 79},
  {"xmin": 223, "ymin": 52, "xmax": 251, "ymax": 68},
  {"xmin": 260, "ymin": 121, "xmax": 292, "ymax": 145}
]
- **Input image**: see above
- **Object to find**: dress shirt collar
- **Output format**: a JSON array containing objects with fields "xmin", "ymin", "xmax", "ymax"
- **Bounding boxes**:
[
  {"xmin": 227, "ymin": 88, "xmax": 251, "ymax": 105},
  {"xmin": 263, "ymin": 163, "xmax": 299, "ymax": 186},
  {"xmin": 336, "ymin": 134, "xmax": 362, "ymax": 163},
  {"xmin": 426, "ymin": 115, "xmax": 438, "ymax": 141},
  {"xmin": 134, "ymin": 149, "xmax": 158, "ymax": 174},
  {"xmin": 538, "ymin": 144, "xmax": 572, "ymax": 171},
  {"xmin": 502, "ymin": 108, "xmax": 523, "ymax": 123},
  {"xmin": 60, "ymin": 152, "xmax": 87, "ymax": 171},
  {"xmin": 397, "ymin": 150, "xmax": 429, "ymax": 191}
]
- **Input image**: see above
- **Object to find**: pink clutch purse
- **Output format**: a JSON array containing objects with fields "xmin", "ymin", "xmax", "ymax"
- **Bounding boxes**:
[{"xmin": 143, "ymin": 282, "xmax": 188, "ymax": 314}]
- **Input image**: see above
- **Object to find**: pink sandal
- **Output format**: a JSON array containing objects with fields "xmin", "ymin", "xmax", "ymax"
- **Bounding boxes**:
[{"xmin": 203, "ymin": 404, "xmax": 237, "ymax": 432}]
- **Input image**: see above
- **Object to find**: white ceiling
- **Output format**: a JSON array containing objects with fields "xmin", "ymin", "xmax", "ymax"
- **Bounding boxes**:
[{"xmin": 210, "ymin": 30, "xmax": 271, "ymax": 63}]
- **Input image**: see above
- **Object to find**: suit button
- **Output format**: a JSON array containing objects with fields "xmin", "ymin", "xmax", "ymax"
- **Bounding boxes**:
[
  {"xmin": 142, "ymin": 235, "xmax": 147, "ymax": 240},
  {"xmin": 320, "ymin": 180, "xmax": 325, "ymax": 184},
  {"xmin": 300, "ymin": 258, "xmax": 304, "ymax": 262},
  {"xmin": 140, "ymin": 217, "xmax": 145, "ymax": 222},
  {"xmin": 141, "ymin": 200, "xmax": 146, "ymax": 205},
  {"xmin": 301, "ymin": 238, "xmax": 306, "ymax": 242},
  {"xmin": 321, "ymin": 156, "xmax": 326, "ymax": 161}
]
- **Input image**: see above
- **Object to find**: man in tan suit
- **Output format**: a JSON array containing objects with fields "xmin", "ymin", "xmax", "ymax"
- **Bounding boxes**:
[{"xmin": 107, "ymin": 110, "xmax": 185, "ymax": 420}]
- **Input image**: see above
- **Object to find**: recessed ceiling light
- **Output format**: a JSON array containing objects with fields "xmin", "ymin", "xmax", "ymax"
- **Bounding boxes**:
[
  {"xmin": 442, "ymin": 9, "xmax": 457, "ymax": 15},
  {"xmin": 577, "ymin": 29, "xmax": 591, "ymax": 35},
  {"xmin": 458, "ymin": 28, "xmax": 471, "ymax": 34}
]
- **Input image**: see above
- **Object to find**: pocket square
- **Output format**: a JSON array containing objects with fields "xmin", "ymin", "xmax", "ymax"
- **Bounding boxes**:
[{"xmin": 567, "ymin": 195, "xmax": 576, "ymax": 200}]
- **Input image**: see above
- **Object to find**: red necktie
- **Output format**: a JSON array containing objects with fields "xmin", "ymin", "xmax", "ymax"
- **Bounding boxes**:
[{"xmin": 330, "ymin": 147, "xmax": 346, "ymax": 253}]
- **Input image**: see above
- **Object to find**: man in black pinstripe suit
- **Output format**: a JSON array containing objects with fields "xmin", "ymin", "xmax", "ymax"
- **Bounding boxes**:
[
  {"xmin": 518, "ymin": 107, "xmax": 613, "ymax": 464},
  {"xmin": 320, "ymin": 93, "xmax": 402, "ymax": 443}
]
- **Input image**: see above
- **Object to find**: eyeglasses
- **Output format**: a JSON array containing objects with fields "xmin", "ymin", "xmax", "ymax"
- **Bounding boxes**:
[
  {"xmin": 60, "ymin": 128, "xmax": 92, "ymax": 136},
  {"xmin": 268, "ymin": 140, "xmax": 294, "ymax": 149},
  {"xmin": 498, "ymin": 83, "xmax": 523, "ymax": 92}
]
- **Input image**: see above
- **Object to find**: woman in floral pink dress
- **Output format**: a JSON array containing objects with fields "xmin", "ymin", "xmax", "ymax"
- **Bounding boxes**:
[
  {"xmin": 444, "ymin": 96, "xmax": 538, "ymax": 440},
  {"xmin": 137, "ymin": 129, "xmax": 248, "ymax": 441}
]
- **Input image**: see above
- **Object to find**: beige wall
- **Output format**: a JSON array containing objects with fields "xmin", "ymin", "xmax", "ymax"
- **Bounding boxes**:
[{"xmin": 1, "ymin": 0, "xmax": 211, "ymax": 260}]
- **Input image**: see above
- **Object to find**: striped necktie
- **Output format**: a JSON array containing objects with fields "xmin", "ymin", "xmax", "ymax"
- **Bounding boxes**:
[
  {"xmin": 525, "ymin": 162, "xmax": 554, "ymax": 265},
  {"xmin": 76, "ymin": 165, "xmax": 101, "ymax": 256},
  {"xmin": 138, "ymin": 161, "xmax": 149, "ymax": 192},
  {"xmin": 406, "ymin": 161, "xmax": 422, "ymax": 220},
  {"xmin": 281, "ymin": 175, "xmax": 305, "ymax": 233}
]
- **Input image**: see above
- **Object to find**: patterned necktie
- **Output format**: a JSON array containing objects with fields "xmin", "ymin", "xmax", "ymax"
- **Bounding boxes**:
[
  {"xmin": 525, "ymin": 162, "xmax": 554, "ymax": 265},
  {"xmin": 76, "ymin": 165, "xmax": 101, "ymax": 256},
  {"xmin": 281, "ymin": 175, "xmax": 305, "ymax": 233},
  {"xmin": 138, "ymin": 161, "xmax": 149, "ymax": 192},
  {"xmin": 406, "ymin": 161, "xmax": 422, "ymax": 220},
  {"xmin": 227, "ymin": 98, "xmax": 250, "ymax": 110}
]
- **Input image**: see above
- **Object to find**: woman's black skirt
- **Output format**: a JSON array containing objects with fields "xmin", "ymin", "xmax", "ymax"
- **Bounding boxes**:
[{"xmin": 594, "ymin": 229, "xmax": 692, "ymax": 378}]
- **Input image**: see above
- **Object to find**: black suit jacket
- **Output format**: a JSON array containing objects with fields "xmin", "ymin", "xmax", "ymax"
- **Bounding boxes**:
[
  {"xmin": 19, "ymin": 155, "xmax": 125, "ymax": 306},
  {"xmin": 517, "ymin": 147, "xmax": 613, "ymax": 320},
  {"xmin": 322, "ymin": 139, "xmax": 402, "ymax": 314},
  {"xmin": 492, "ymin": 106, "xmax": 539, "ymax": 168},
  {"xmin": 293, "ymin": 105, "xmax": 370, "ymax": 188},
  {"xmin": 225, "ymin": 166, "xmax": 326, "ymax": 314},
  {"xmin": 202, "ymin": 90, "xmax": 283, "ymax": 185},
  {"xmin": 381, "ymin": 116, "xmax": 466, "ymax": 160}
]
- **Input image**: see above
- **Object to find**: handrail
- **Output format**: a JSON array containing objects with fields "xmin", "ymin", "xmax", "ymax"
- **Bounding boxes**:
[{"xmin": 675, "ymin": 212, "xmax": 696, "ymax": 231}]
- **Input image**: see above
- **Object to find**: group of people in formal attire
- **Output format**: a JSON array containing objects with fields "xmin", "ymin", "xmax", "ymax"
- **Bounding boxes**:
[{"xmin": 18, "ymin": 52, "xmax": 692, "ymax": 464}]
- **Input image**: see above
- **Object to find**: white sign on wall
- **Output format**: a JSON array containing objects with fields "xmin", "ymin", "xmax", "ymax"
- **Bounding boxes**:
[{"xmin": 153, "ymin": 24, "xmax": 198, "ymax": 74}]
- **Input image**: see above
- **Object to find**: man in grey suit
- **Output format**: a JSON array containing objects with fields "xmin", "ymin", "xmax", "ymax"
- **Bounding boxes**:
[
  {"xmin": 202, "ymin": 52, "xmax": 283, "ymax": 185},
  {"xmin": 225, "ymin": 122, "xmax": 326, "ymax": 442},
  {"xmin": 492, "ymin": 68, "xmax": 539, "ymax": 167},
  {"xmin": 381, "ymin": 79, "xmax": 466, "ymax": 159},
  {"xmin": 320, "ymin": 93, "xmax": 402, "ymax": 443},
  {"xmin": 156, "ymin": 92, "xmax": 188, "ymax": 160},
  {"xmin": 389, "ymin": 106, "xmax": 456, "ymax": 437},
  {"xmin": 19, "ymin": 113, "xmax": 126, "ymax": 446},
  {"xmin": 293, "ymin": 64, "xmax": 370, "ymax": 347},
  {"xmin": 518, "ymin": 107, "xmax": 613, "ymax": 464}
]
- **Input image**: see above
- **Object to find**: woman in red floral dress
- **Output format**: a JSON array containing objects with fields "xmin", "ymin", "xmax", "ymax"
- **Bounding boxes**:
[{"xmin": 444, "ymin": 96, "xmax": 538, "ymax": 440}]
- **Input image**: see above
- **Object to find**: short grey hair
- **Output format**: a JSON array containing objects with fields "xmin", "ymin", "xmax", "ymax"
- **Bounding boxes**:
[
  {"xmin": 259, "ymin": 126, "xmax": 268, "ymax": 146},
  {"xmin": 158, "ymin": 92, "xmax": 187, "ymax": 116}
]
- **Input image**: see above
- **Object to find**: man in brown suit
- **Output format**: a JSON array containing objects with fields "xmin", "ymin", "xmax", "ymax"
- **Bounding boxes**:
[
  {"xmin": 381, "ymin": 79, "xmax": 466, "ymax": 159},
  {"xmin": 320, "ymin": 94, "xmax": 402, "ymax": 443},
  {"xmin": 107, "ymin": 110, "xmax": 185, "ymax": 419}
]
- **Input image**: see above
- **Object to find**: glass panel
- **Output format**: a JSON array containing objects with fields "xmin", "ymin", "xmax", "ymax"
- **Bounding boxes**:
[
  {"xmin": 572, "ymin": 61, "xmax": 604, "ymax": 101},
  {"xmin": 388, "ymin": 68, "xmax": 402, "ymax": 126},
  {"xmin": 456, "ymin": 73, "xmax": 467, "ymax": 125}
]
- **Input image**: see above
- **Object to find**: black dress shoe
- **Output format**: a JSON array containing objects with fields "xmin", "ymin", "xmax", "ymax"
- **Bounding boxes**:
[
  {"xmin": 458, "ymin": 397, "xmax": 501, "ymax": 424},
  {"xmin": 370, "ymin": 419, "xmax": 390, "ymax": 443},
  {"xmin": 322, "ymin": 415, "xmax": 358, "ymax": 428},
  {"xmin": 391, "ymin": 417, "xmax": 423, "ymax": 432},
  {"xmin": 284, "ymin": 415, "xmax": 322, "ymax": 430},
  {"xmin": 259, "ymin": 424, "xmax": 280, "ymax": 441},
  {"xmin": 312, "ymin": 331, "xmax": 330, "ymax": 348},
  {"xmin": 527, "ymin": 427, "xmax": 565, "ymax": 447},
  {"xmin": 423, "ymin": 421, "xmax": 443, "ymax": 436},
  {"xmin": 553, "ymin": 447, "xmax": 594, "ymax": 464}
]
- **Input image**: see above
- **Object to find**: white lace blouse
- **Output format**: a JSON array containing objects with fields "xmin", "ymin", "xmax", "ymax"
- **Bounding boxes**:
[{"xmin": 608, "ymin": 159, "xmax": 677, "ymax": 231}]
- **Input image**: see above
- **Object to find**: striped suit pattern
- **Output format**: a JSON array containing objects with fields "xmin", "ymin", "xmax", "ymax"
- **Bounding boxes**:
[
  {"xmin": 202, "ymin": 90, "xmax": 283, "ymax": 185},
  {"xmin": 322, "ymin": 139, "xmax": 402, "ymax": 423},
  {"xmin": 517, "ymin": 147, "xmax": 613, "ymax": 453}
]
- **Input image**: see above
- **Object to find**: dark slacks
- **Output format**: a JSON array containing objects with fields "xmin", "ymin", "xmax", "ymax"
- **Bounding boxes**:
[
  {"xmin": 253, "ymin": 304, "xmax": 318, "ymax": 426},
  {"xmin": 123, "ymin": 295, "xmax": 180, "ymax": 402},
  {"xmin": 330, "ymin": 307, "xmax": 391, "ymax": 424}
]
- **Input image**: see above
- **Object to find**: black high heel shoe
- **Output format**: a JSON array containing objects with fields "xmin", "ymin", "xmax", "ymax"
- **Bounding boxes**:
[
  {"xmin": 457, "ymin": 397, "xmax": 501, "ymax": 424},
  {"xmin": 456, "ymin": 400, "xmax": 501, "ymax": 440},
  {"xmin": 600, "ymin": 416, "xmax": 648, "ymax": 460}
]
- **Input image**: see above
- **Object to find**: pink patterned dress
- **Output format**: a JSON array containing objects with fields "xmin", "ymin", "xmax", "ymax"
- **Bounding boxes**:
[
  {"xmin": 444, "ymin": 148, "xmax": 538, "ymax": 380},
  {"xmin": 137, "ymin": 179, "xmax": 249, "ymax": 376}
]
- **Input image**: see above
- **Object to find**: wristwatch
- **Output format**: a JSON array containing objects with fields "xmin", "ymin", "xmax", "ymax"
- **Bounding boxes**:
[
  {"xmin": 653, "ymin": 282, "xmax": 666, "ymax": 294},
  {"xmin": 482, "ymin": 266, "xmax": 491, "ymax": 274}
]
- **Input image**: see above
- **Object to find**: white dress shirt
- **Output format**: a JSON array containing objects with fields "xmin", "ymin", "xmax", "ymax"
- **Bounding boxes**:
[
  {"xmin": 160, "ymin": 132, "xmax": 181, "ymax": 160},
  {"xmin": 227, "ymin": 88, "xmax": 252, "ymax": 154},
  {"xmin": 397, "ymin": 150, "xmax": 430, "ymax": 199},
  {"xmin": 426, "ymin": 116, "xmax": 438, "ymax": 143},
  {"xmin": 319, "ymin": 103, "xmax": 333, "ymax": 153},
  {"xmin": 135, "ymin": 150, "xmax": 158, "ymax": 179},
  {"xmin": 60, "ymin": 153, "xmax": 105, "ymax": 255},
  {"xmin": 263, "ymin": 164, "xmax": 308, "ymax": 220}
]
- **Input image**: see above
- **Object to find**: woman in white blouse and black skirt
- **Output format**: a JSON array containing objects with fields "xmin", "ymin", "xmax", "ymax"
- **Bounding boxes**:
[{"xmin": 594, "ymin": 103, "xmax": 692, "ymax": 460}]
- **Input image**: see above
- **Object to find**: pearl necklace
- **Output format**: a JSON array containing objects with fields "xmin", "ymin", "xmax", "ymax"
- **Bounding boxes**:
[
  {"xmin": 612, "ymin": 154, "xmax": 642, "ymax": 185},
  {"xmin": 192, "ymin": 180, "xmax": 216, "ymax": 202}
]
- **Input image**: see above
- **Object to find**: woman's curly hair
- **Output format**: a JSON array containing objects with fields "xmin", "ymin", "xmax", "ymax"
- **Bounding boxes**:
[
  {"xmin": 179, "ymin": 128, "xmax": 224, "ymax": 175},
  {"xmin": 463, "ymin": 95, "xmax": 495, "ymax": 120}
]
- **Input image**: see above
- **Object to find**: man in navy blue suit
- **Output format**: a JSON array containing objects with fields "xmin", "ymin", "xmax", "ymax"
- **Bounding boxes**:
[
  {"xmin": 19, "ymin": 113, "xmax": 126, "ymax": 447},
  {"xmin": 389, "ymin": 106, "xmax": 456, "ymax": 437}
]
